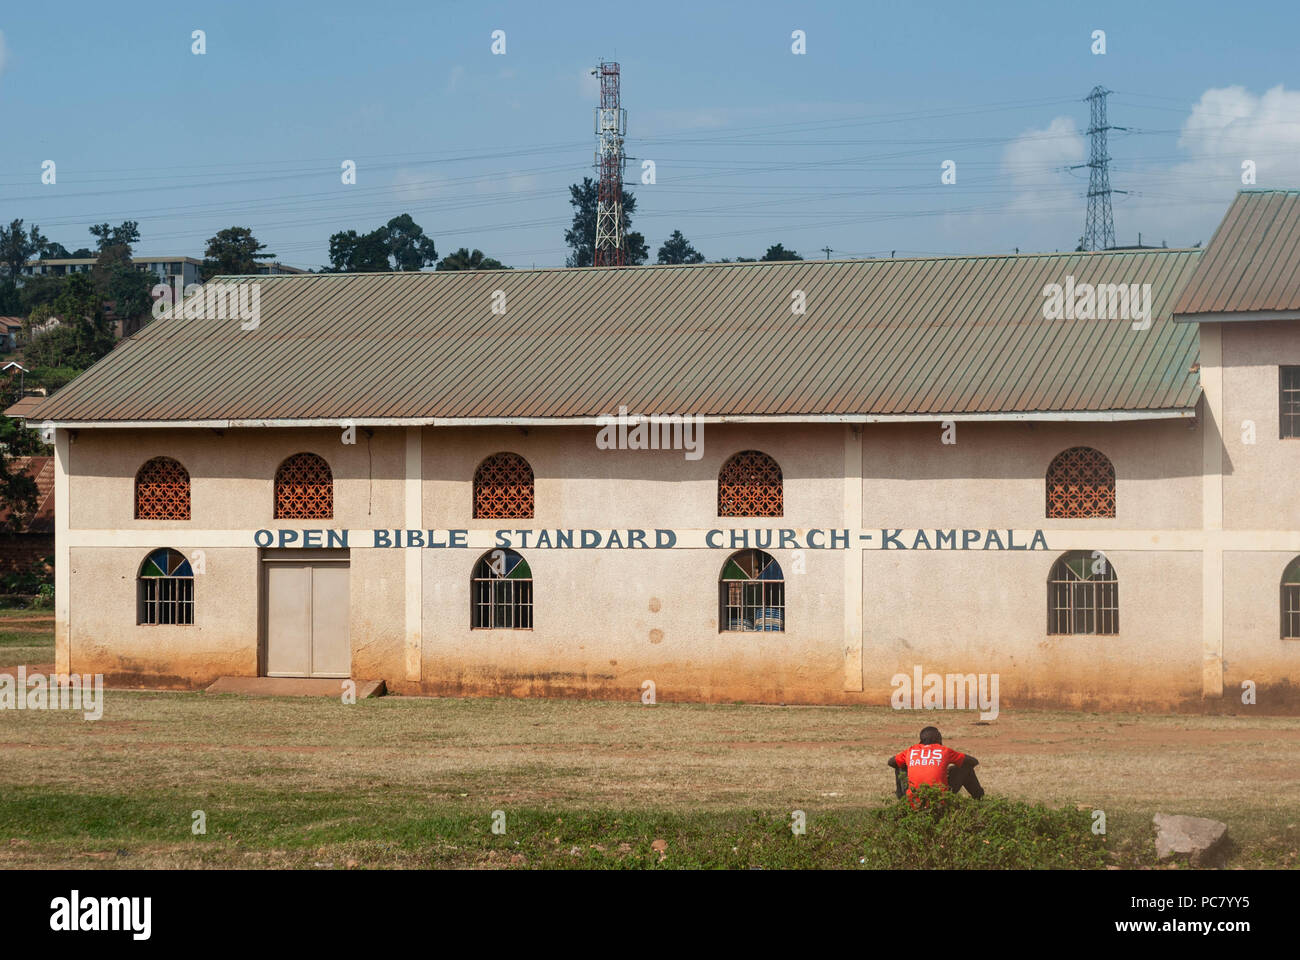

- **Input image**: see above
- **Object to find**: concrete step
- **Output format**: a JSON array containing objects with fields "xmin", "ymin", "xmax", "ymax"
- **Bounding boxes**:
[{"xmin": 205, "ymin": 676, "xmax": 386, "ymax": 698}]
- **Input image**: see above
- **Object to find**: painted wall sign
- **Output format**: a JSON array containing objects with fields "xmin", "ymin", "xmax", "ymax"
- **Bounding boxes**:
[{"xmin": 252, "ymin": 528, "xmax": 1050, "ymax": 551}]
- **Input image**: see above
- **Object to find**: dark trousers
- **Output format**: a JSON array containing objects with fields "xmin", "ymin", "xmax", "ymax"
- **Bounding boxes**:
[{"xmin": 895, "ymin": 764, "xmax": 985, "ymax": 799}]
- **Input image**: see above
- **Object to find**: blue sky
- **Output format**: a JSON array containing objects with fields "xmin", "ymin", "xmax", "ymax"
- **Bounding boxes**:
[{"xmin": 3, "ymin": 0, "xmax": 1299, "ymax": 268}]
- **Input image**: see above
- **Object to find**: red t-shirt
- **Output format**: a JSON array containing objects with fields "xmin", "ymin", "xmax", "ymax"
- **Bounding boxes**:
[{"xmin": 894, "ymin": 743, "xmax": 967, "ymax": 795}]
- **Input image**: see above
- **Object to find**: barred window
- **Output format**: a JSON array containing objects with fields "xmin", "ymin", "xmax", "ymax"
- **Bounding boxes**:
[
  {"xmin": 1282, "ymin": 557, "xmax": 1300, "ymax": 639},
  {"xmin": 472, "ymin": 549, "xmax": 533, "ymax": 629},
  {"xmin": 1046, "ymin": 447, "xmax": 1115, "ymax": 518},
  {"xmin": 1047, "ymin": 551, "xmax": 1118, "ymax": 635},
  {"xmin": 137, "ymin": 548, "xmax": 194, "ymax": 625},
  {"xmin": 135, "ymin": 457, "xmax": 191, "ymax": 520},
  {"xmin": 275, "ymin": 453, "xmax": 333, "ymax": 519},
  {"xmin": 720, "ymin": 549, "xmax": 785, "ymax": 632},
  {"xmin": 474, "ymin": 452, "xmax": 534, "ymax": 519},
  {"xmin": 718, "ymin": 450, "xmax": 783, "ymax": 517},
  {"xmin": 1281, "ymin": 367, "xmax": 1300, "ymax": 439}
]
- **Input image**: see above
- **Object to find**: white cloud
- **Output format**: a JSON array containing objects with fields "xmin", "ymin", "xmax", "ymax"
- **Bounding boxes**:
[
  {"xmin": 1175, "ymin": 84, "xmax": 1300, "ymax": 185},
  {"xmin": 1001, "ymin": 116, "xmax": 1086, "ymax": 215},
  {"xmin": 469, "ymin": 170, "xmax": 537, "ymax": 196},
  {"xmin": 1103, "ymin": 85, "xmax": 1300, "ymax": 247},
  {"xmin": 392, "ymin": 169, "xmax": 449, "ymax": 204},
  {"xmin": 505, "ymin": 171, "xmax": 536, "ymax": 193}
]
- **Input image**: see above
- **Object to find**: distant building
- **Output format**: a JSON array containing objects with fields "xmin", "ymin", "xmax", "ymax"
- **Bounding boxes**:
[
  {"xmin": 251, "ymin": 262, "xmax": 308, "ymax": 276},
  {"xmin": 22, "ymin": 257, "xmax": 205, "ymax": 289},
  {"xmin": 4, "ymin": 396, "xmax": 45, "ymax": 420},
  {"xmin": 0, "ymin": 318, "xmax": 23, "ymax": 351},
  {"xmin": 20, "ymin": 256, "xmax": 307, "ymax": 289}
]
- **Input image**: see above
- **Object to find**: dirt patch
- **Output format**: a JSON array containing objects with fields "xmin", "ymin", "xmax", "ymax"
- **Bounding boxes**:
[
  {"xmin": 719, "ymin": 739, "xmax": 878, "ymax": 750},
  {"xmin": 978, "ymin": 725, "xmax": 1300, "ymax": 754},
  {"xmin": 92, "ymin": 741, "xmax": 339, "ymax": 754},
  {"xmin": 0, "ymin": 742, "xmax": 67, "ymax": 751}
]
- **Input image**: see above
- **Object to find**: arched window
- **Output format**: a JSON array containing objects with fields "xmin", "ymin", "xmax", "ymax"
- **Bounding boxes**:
[
  {"xmin": 473, "ymin": 452, "xmax": 534, "ymax": 519},
  {"xmin": 135, "ymin": 457, "xmax": 190, "ymax": 520},
  {"xmin": 718, "ymin": 450, "xmax": 783, "ymax": 517},
  {"xmin": 1282, "ymin": 558, "xmax": 1300, "ymax": 639},
  {"xmin": 1046, "ymin": 447, "xmax": 1115, "ymax": 518},
  {"xmin": 1047, "ymin": 551, "xmax": 1118, "ymax": 635},
  {"xmin": 275, "ymin": 453, "xmax": 333, "ymax": 519},
  {"xmin": 720, "ymin": 549, "xmax": 785, "ymax": 632},
  {"xmin": 137, "ymin": 548, "xmax": 194, "ymax": 625},
  {"xmin": 471, "ymin": 549, "xmax": 533, "ymax": 629}
]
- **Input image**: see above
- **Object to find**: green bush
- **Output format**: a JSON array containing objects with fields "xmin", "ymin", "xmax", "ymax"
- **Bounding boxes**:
[
  {"xmin": 859, "ymin": 786, "xmax": 1107, "ymax": 869},
  {"xmin": 31, "ymin": 582, "xmax": 54, "ymax": 609},
  {"xmin": 2, "ymin": 555, "xmax": 53, "ymax": 598}
]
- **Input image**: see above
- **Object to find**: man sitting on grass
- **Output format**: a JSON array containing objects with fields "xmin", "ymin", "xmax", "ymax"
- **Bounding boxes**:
[{"xmin": 888, "ymin": 725, "xmax": 985, "ymax": 802}]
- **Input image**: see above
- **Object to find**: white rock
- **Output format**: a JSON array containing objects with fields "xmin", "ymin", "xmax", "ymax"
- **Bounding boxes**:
[{"xmin": 1152, "ymin": 813, "xmax": 1228, "ymax": 865}]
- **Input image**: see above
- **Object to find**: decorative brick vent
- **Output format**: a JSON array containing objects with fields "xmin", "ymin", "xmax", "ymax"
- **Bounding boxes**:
[
  {"xmin": 1046, "ymin": 447, "xmax": 1115, "ymax": 518},
  {"xmin": 275, "ymin": 453, "xmax": 333, "ymax": 519},
  {"xmin": 718, "ymin": 450, "xmax": 783, "ymax": 517},
  {"xmin": 135, "ymin": 457, "xmax": 191, "ymax": 520},
  {"xmin": 473, "ymin": 453, "xmax": 534, "ymax": 519}
]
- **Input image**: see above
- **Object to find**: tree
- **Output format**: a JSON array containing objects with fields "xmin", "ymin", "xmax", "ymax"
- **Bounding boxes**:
[
  {"xmin": 201, "ymin": 227, "xmax": 275, "ymax": 279},
  {"xmin": 326, "ymin": 214, "xmax": 437, "ymax": 272},
  {"xmin": 436, "ymin": 248, "xmax": 508, "ymax": 271},
  {"xmin": 0, "ymin": 415, "xmax": 44, "ymax": 533},
  {"xmin": 23, "ymin": 273, "xmax": 116, "ymax": 370},
  {"xmin": 383, "ymin": 214, "xmax": 438, "ymax": 271},
  {"xmin": 87, "ymin": 223, "xmax": 153, "ymax": 332},
  {"xmin": 563, "ymin": 177, "xmax": 647, "ymax": 267},
  {"xmin": 0, "ymin": 219, "xmax": 48, "ymax": 279},
  {"xmin": 15, "ymin": 275, "xmax": 66, "ymax": 315},
  {"xmin": 760, "ymin": 243, "xmax": 802, "ymax": 262},
  {"xmin": 327, "ymin": 229, "xmax": 390, "ymax": 273},
  {"xmin": 96, "ymin": 247, "xmax": 154, "ymax": 326},
  {"xmin": 25, "ymin": 323, "xmax": 115, "ymax": 371},
  {"xmin": 88, "ymin": 221, "xmax": 140, "ymax": 254},
  {"xmin": 656, "ymin": 230, "xmax": 704, "ymax": 265},
  {"xmin": 41, "ymin": 241, "xmax": 72, "ymax": 260}
]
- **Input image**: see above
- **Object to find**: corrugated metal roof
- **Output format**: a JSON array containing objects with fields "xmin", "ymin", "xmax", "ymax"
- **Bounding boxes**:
[
  {"xmin": 1173, "ymin": 189, "xmax": 1300, "ymax": 317},
  {"xmin": 29, "ymin": 248, "xmax": 1203, "ymax": 423},
  {"xmin": 4, "ymin": 396, "xmax": 45, "ymax": 419}
]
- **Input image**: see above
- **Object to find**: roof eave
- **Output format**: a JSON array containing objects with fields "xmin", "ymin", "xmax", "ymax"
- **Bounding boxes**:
[
  {"xmin": 28, "ymin": 409, "xmax": 1199, "ymax": 430},
  {"xmin": 1174, "ymin": 309, "xmax": 1300, "ymax": 324}
]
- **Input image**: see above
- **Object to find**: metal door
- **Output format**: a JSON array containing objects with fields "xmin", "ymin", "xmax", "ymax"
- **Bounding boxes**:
[{"xmin": 263, "ymin": 557, "xmax": 350, "ymax": 678}]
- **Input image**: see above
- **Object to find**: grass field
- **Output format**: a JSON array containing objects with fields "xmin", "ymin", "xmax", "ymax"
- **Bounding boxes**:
[
  {"xmin": 1, "ymin": 611, "xmax": 1297, "ymax": 869},
  {"xmin": 0, "ymin": 608, "xmax": 54, "ymax": 675}
]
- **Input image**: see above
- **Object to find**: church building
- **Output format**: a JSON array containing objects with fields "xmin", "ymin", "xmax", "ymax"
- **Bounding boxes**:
[{"xmin": 25, "ymin": 190, "xmax": 1300, "ymax": 711}]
